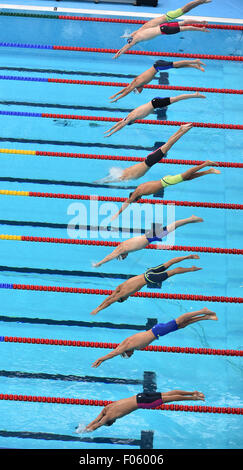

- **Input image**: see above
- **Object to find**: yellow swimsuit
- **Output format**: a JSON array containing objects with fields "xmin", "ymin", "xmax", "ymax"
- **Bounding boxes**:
[
  {"xmin": 161, "ymin": 173, "xmax": 184, "ymax": 188},
  {"xmin": 165, "ymin": 8, "xmax": 184, "ymax": 22}
]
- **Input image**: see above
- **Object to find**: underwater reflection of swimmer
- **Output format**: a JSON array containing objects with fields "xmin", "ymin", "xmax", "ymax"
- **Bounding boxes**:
[
  {"xmin": 91, "ymin": 307, "xmax": 217, "ymax": 367},
  {"xmin": 76, "ymin": 389, "xmax": 205, "ymax": 432},
  {"xmin": 111, "ymin": 160, "xmax": 220, "ymax": 222},
  {"xmin": 95, "ymin": 123, "xmax": 192, "ymax": 184},
  {"xmin": 92, "ymin": 214, "xmax": 203, "ymax": 268},
  {"xmin": 110, "ymin": 59, "xmax": 206, "ymax": 103},
  {"xmin": 90, "ymin": 254, "xmax": 201, "ymax": 315},
  {"xmin": 104, "ymin": 92, "xmax": 205, "ymax": 138}
]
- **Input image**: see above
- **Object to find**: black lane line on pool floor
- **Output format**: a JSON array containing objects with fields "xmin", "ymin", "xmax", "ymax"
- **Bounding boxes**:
[
  {"xmin": 0, "ymin": 370, "xmax": 143, "ymax": 386},
  {"xmin": 0, "ymin": 315, "xmax": 158, "ymax": 331},
  {"xmin": 0, "ymin": 430, "xmax": 142, "ymax": 447},
  {"xmin": 1, "ymin": 100, "xmax": 133, "ymax": 114},
  {"xmin": 0, "ymin": 176, "xmax": 137, "ymax": 191},
  {"xmin": 0, "ymin": 371, "xmax": 156, "ymax": 393},
  {"xmin": 0, "ymin": 66, "xmax": 159, "ymax": 82},
  {"xmin": 0, "ymin": 137, "xmax": 153, "ymax": 151},
  {"xmin": 0, "ymin": 219, "xmax": 147, "ymax": 234},
  {"xmin": 0, "ymin": 265, "xmax": 145, "ymax": 280}
]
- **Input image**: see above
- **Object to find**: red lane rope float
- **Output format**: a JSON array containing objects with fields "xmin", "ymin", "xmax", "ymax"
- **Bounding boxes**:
[
  {"xmin": 52, "ymin": 46, "xmax": 243, "ymax": 62},
  {"xmin": 1, "ymin": 393, "xmax": 241, "ymax": 414},
  {"xmin": 3, "ymin": 335, "xmax": 242, "ymax": 357},
  {"xmin": 2, "ymin": 12, "xmax": 243, "ymax": 31},
  {"xmin": 1, "ymin": 235, "xmax": 242, "ymax": 256},
  {"xmin": 47, "ymin": 78, "xmax": 243, "ymax": 95},
  {"xmin": 5, "ymin": 284, "xmax": 243, "ymax": 303},
  {"xmin": 0, "ymin": 190, "xmax": 240, "ymax": 211},
  {"xmin": 1, "ymin": 149, "xmax": 242, "ymax": 168},
  {"xmin": 58, "ymin": 17, "xmax": 243, "ymax": 32}
]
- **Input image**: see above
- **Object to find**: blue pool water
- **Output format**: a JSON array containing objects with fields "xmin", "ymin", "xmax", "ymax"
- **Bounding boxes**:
[{"xmin": 0, "ymin": 9, "xmax": 242, "ymax": 450}]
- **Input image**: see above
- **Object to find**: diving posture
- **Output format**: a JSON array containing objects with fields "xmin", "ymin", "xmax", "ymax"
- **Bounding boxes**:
[
  {"xmin": 90, "ymin": 254, "xmax": 201, "ymax": 315},
  {"xmin": 111, "ymin": 160, "xmax": 220, "ymax": 221},
  {"xmin": 104, "ymin": 92, "xmax": 205, "ymax": 137},
  {"xmin": 76, "ymin": 389, "xmax": 205, "ymax": 432},
  {"xmin": 113, "ymin": 1, "xmax": 211, "ymax": 59},
  {"xmin": 110, "ymin": 59, "xmax": 205, "ymax": 103},
  {"xmin": 96, "ymin": 123, "xmax": 192, "ymax": 183},
  {"xmin": 92, "ymin": 214, "xmax": 203, "ymax": 268},
  {"xmin": 92, "ymin": 307, "xmax": 217, "ymax": 367}
]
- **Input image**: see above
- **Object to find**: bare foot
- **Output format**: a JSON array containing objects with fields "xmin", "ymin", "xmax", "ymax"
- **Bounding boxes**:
[
  {"xmin": 205, "ymin": 160, "xmax": 219, "ymax": 166},
  {"xmin": 189, "ymin": 266, "xmax": 202, "ymax": 271},
  {"xmin": 189, "ymin": 215, "xmax": 204, "ymax": 223},
  {"xmin": 195, "ymin": 92, "xmax": 206, "ymax": 98},
  {"xmin": 193, "ymin": 391, "xmax": 205, "ymax": 401},
  {"xmin": 201, "ymin": 307, "xmax": 216, "ymax": 315},
  {"xmin": 207, "ymin": 313, "xmax": 218, "ymax": 321},
  {"xmin": 209, "ymin": 168, "xmax": 221, "ymax": 175},
  {"xmin": 180, "ymin": 122, "xmax": 193, "ymax": 132},
  {"xmin": 187, "ymin": 254, "xmax": 200, "ymax": 260}
]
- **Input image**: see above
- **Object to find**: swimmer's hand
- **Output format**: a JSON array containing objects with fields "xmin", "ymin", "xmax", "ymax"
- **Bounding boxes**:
[
  {"xmin": 90, "ymin": 308, "xmax": 99, "ymax": 315},
  {"xmin": 92, "ymin": 357, "xmax": 105, "ymax": 368}
]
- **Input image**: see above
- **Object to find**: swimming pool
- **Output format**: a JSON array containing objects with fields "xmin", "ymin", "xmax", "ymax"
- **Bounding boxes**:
[{"xmin": 0, "ymin": 8, "xmax": 242, "ymax": 451}]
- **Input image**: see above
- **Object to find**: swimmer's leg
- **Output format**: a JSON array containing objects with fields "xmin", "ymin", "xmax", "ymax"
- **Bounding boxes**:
[
  {"xmin": 162, "ymin": 254, "xmax": 200, "ymax": 270},
  {"xmin": 166, "ymin": 214, "xmax": 203, "ymax": 234},
  {"xmin": 160, "ymin": 123, "xmax": 193, "ymax": 155},
  {"xmin": 176, "ymin": 307, "xmax": 218, "ymax": 329},
  {"xmin": 181, "ymin": 0, "xmax": 211, "ymax": 15},
  {"xmin": 173, "ymin": 59, "xmax": 206, "ymax": 71},
  {"xmin": 170, "ymin": 91, "xmax": 206, "ymax": 105},
  {"xmin": 162, "ymin": 390, "xmax": 205, "ymax": 403},
  {"xmin": 181, "ymin": 160, "xmax": 220, "ymax": 181}
]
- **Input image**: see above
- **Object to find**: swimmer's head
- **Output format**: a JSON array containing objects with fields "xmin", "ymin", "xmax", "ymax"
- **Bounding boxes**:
[
  {"xmin": 117, "ymin": 297, "xmax": 126, "ymax": 303},
  {"xmin": 121, "ymin": 349, "xmax": 134, "ymax": 358}
]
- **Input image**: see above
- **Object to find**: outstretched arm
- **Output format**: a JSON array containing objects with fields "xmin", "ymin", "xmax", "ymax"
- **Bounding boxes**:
[
  {"xmin": 111, "ymin": 188, "xmax": 142, "ymax": 221},
  {"xmin": 90, "ymin": 290, "xmax": 122, "ymax": 315},
  {"xmin": 92, "ymin": 337, "xmax": 134, "ymax": 368}
]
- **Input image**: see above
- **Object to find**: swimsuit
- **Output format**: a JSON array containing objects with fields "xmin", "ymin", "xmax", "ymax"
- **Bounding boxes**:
[
  {"xmin": 165, "ymin": 7, "xmax": 184, "ymax": 22},
  {"xmin": 137, "ymin": 392, "xmax": 163, "ymax": 409},
  {"xmin": 145, "ymin": 223, "xmax": 168, "ymax": 243},
  {"xmin": 144, "ymin": 147, "xmax": 165, "ymax": 168},
  {"xmin": 152, "ymin": 319, "xmax": 178, "ymax": 339},
  {"xmin": 151, "ymin": 97, "xmax": 171, "ymax": 109},
  {"xmin": 161, "ymin": 173, "xmax": 184, "ymax": 188},
  {"xmin": 160, "ymin": 22, "xmax": 180, "ymax": 35},
  {"xmin": 144, "ymin": 263, "xmax": 168, "ymax": 289},
  {"xmin": 153, "ymin": 59, "xmax": 174, "ymax": 72}
]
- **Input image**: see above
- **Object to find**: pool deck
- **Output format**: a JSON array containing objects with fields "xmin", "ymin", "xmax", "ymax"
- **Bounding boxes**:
[{"xmin": 0, "ymin": 0, "xmax": 242, "ymax": 23}]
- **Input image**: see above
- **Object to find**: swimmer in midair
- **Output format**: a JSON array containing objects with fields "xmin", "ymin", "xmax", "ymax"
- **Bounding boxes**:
[
  {"xmin": 76, "ymin": 389, "xmax": 205, "ymax": 432},
  {"xmin": 109, "ymin": 59, "xmax": 206, "ymax": 103},
  {"xmin": 111, "ymin": 160, "xmax": 220, "ymax": 221},
  {"xmin": 90, "ymin": 254, "xmax": 201, "ymax": 315},
  {"xmin": 91, "ymin": 307, "xmax": 217, "ymax": 367},
  {"xmin": 113, "ymin": 1, "xmax": 211, "ymax": 59},
  {"xmin": 104, "ymin": 92, "xmax": 205, "ymax": 138},
  {"xmin": 92, "ymin": 214, "xmax": 203, "ymax": 268},
  {"xmin": 96, "ymin": 123, "xmax": 192, "ymax": 184}
]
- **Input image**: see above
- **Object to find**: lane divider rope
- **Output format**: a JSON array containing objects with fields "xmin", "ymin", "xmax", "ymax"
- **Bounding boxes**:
[
  {"xmin": 1, "ymin": 12, "xmax": 243, "ymax": 30},
  {"xmin": 0, "ymin": 148, "xmax": 241, "ymax": 168},
  {"xmin": 0, "ymin": 234, "xmax": 242, "ymax": 256},
  {"xmin": 0, "ymin": 75, "xmax": 242, "ymax": 95},
  {"xmin": 0, "ymin": 190, "xmax": 241, "ymax": 210},
  {"xmin": 0, "ymin": 393, "xmax": 241, "ymax": 414},
  {"xmin": 0, "ymin": 283, "xmax": 241, "ymax": 303},
  {"xmin": 0, "ymin": 110, "xmax": 242, "ymax": 130},
  {"xmin": 0, "ymin": 43, "xmax": 242, "ymax": 62},
  {"xmin": 1, "ymin": 335, "xmax": 242, "ymax": 357}
]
